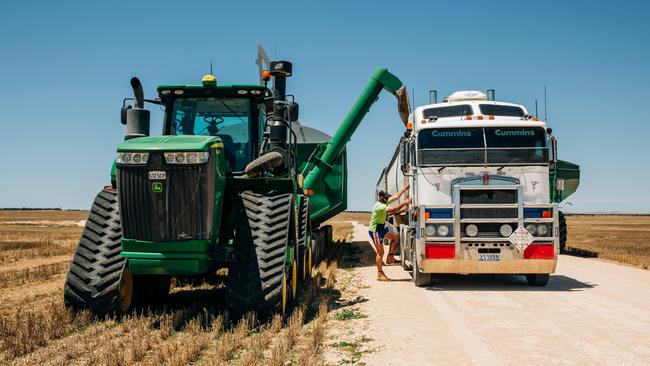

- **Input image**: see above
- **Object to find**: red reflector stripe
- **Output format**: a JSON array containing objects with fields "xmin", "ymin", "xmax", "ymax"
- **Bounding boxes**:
[
  {"xmin": 542, "ymin": 210, "xmax": 552, "ymax": 218},
  {"xmin": 425, "ymin": 243, "xmax": 455, "ymax": 259},
  {"xmin": 524, "ymin": 244, "xmax": 555, "ymax": 259}
]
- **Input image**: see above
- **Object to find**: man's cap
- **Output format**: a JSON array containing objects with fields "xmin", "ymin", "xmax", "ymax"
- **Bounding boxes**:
[{"xmin": 378, "ymin": 191, "xmax": 391, "ymax": 199}]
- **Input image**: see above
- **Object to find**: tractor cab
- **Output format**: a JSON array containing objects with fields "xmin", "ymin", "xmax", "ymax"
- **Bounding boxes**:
[{"xmin": 157, "ymin": 78, "xmax": 270, "ymax": 172}]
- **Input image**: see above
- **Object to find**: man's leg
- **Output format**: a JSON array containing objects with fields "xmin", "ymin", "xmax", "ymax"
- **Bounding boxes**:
[
  {"xmin": 374, "ymin": 232, "xmax": 390, "ymax": 281},
  {"xmin": 385, "ymin": 231, "xmax": 400, "ymax": 264}
]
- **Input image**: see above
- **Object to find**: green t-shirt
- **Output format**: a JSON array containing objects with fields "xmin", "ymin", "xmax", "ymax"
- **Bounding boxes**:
[{"xmin": 369, "ymin": 198, "xmax": 394, "ymax": 232}]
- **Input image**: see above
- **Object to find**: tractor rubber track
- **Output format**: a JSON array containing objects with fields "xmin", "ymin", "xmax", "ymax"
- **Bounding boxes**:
[
  {"xmin": 63, "ymin": 189, "xmax": 126, "ymax": 316},
  {"xmin": 227, "ymin": 191, "xmax": 292, "ymax": 318}
]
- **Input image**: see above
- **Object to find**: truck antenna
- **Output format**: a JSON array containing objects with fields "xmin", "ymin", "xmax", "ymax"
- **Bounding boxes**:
[
  {"xmin": 412, "ymin": 88, "xmax": 415, "ymax": 112},
  {"xmin": 544, "ymin": 85, "xmax": 548, "ymax": 123},
  {"xmin": 535, "ymin": 99, "xmax": 538, "ymax": 118},
  {"xmin": 210, "ymin": 61, "xmax": 213, "ymax": 75}
]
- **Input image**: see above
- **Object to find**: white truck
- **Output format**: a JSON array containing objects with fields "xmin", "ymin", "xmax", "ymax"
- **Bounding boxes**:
[{"xmin": 377, "ymin": 90, "xmax": 580, "ymax": 286}]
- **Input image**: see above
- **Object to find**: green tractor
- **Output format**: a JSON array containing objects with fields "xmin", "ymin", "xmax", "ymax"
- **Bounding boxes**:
[{"xmin": 63, "ymin": 56, "xmax": 409, "ymax": 317}]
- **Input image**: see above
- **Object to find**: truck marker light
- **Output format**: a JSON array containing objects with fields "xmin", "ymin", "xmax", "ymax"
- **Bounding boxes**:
[
  {"xmin": 465, "ymin": 116, "xmax": 473, "ymax": 120},
  {"xmin": 174, "ymin": 90, "xmax": 184, "ymax": 95},
  {"xmin": 421, "ymin": 119, "xmax": 427, "ymax": 124},
  {"xmin": 425, "ymin": 243, "xmax": 455, "ymax": 259},
  {"xmin": 425, "ymin": 211, "xmax": 431, "ymax": 219},
  {"xmin": 406, "ymin": 122, "xmax": 413, "ymax": 130},
  {"xmin": 304, "ymin": 189, "xmax": 314, "ymax": 196},
  {"xmin": 542, "ymin": 210, "xmax": 552, "ymax": 218},
  {"xmin": 488, "ymin": 115, "xmax": 495, "ymax": 120},
  {"xmin": 477, "ymin": 115, "xmax": 484, "ymax": 120}
]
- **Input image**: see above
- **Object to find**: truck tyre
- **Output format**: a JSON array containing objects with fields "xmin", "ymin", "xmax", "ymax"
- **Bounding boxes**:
[
  {"xmin": 64, "ymin": 189, "xmax": 133, "ymax": 316},
  {"xmin": 559, "ymin": 211, "xmax": 567, "ymax": 253},
  {"xmin": 526, "ymin": 274, "xmax": 549, "ymax": 286},
  {"xmin": 226, "ymin": 191, "xmax": 294, "ymax": 319},
  {"xmin": 412, "ymin": 249, "xmax": 431, "ymax": 287}
]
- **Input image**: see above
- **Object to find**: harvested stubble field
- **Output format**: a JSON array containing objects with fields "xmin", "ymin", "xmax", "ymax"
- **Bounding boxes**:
[
  {"xmin": 0, "ymin": 210, "xmax": 355, "ymax": 365},
  {"xmin": 565, "ymin": 215, "xmax": 650, "ymax": 269}
]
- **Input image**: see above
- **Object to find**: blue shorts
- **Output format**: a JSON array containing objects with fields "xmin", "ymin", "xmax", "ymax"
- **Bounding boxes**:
[{"xmin": 369, "ymin": 226, "xmax": 390, "ymax": 243}]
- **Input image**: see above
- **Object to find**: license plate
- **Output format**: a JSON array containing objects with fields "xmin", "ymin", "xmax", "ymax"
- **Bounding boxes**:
[
  {"xmin": 148, "ymin": 171, "xmax": 166, "ymax": 180},
  {"xmin": 478, "ymin": 253, "xmax": 500, "ymax": 262}
]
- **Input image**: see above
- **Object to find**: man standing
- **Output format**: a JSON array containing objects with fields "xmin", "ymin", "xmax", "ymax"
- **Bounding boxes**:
[{"xmin": 369, "ymin": 184, "xmax": 410, "ymax": 281}]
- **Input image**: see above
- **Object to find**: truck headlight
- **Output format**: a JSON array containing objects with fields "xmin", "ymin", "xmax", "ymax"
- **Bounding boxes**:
[
  {"xmin": 525, "ymin": 224, "xmax": 537, "ymax": 235},
  {"xmin": 536, "ymin": 224, "xmax": 550, "ymax": 236},
  {"xmin": 465, "ymin": 224, "xmax": 478, "ymax": 237},
  {"xmin": 164, "ymin": 152, "xmax": 209, "ymax": 164},
  {"xmin": 499, "ymin": 224, "xmax": 513, "ymax": 237},
  {"xmin": 116, "ymin": 152, "xmax": 149, "ymax": 165},
  {"xmin": 425, "ymin": 224, "xmax": 436, "ymax": 237},
  {"xmin": 437, "ymin": 224, "xmax": 450, "ymax": 237}
]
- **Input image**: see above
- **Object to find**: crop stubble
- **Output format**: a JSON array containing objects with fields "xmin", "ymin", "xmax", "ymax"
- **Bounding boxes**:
[{"xmin": 0, "ymin": 210, "xmax": 350, "ymax": 365}]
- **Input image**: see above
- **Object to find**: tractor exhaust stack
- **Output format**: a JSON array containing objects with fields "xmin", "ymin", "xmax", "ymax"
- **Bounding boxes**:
[{"xmin": 125, "ymin": 77, "xmax": 150, "ymax": 140}]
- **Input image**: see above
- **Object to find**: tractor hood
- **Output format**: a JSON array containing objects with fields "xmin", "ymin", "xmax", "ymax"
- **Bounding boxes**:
[{"xmin": 117, "ymin": 135, "xmax": 221, "ymax": 152}]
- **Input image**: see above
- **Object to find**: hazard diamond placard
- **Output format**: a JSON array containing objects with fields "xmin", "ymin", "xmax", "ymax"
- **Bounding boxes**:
[{"xmin": 508, "ymin": 226, "xmax": 534, "ymax": 251}]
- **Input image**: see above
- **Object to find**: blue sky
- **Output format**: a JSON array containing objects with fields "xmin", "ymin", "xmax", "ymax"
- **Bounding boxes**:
[{"xmin": 0, "ymin": 0, "xmax": 649, "ymax": 213}]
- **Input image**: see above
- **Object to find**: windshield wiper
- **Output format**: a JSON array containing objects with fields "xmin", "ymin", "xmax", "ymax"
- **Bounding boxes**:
[
  {"xmin": 496, "ymin": 165, "xmax": 506, "ymax": 174},
  {"xmin": 438, "ymin": 166, "xmax": 447, "ymax": 173}
]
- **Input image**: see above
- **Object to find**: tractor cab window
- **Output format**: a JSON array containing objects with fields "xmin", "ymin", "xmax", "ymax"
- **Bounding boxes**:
[{"xmin": 170, "ymin": 97, "xmax": 251, "ymax": 171}]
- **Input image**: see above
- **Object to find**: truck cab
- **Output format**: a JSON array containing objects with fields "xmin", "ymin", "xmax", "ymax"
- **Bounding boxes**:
[{"xmin": 377, "ymin": 90, "xmax": 580, "ymax": 286}]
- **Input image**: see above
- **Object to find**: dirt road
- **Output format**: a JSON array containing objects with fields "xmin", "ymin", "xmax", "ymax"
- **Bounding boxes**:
[{"xmin": 343, "ymin": 222, "xmax": 650, "ymax": 365}]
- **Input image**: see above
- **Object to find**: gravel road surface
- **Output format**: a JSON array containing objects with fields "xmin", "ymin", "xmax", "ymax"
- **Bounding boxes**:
[{"xmin": 347, "ymin": 222, "xmax": 650, "ymax": 365}]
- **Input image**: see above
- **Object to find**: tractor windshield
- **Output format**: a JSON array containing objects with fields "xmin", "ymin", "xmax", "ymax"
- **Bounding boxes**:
[
  {"xmin": 417, "ymin": 127, "xmax": 548, "ymax": 166},
  {"xmin": 170, "ymin": 97, "xmax": 251, "ymax": 171}
]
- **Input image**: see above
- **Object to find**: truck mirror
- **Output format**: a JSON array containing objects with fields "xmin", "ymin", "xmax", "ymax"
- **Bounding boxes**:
[
  {"xmin": 286, "ymin": 102, "xmax": 299, "ymax": 122},
  {"xmin": 120, "ymin": 105, "xmax": 132, "ymax": 125},
  {"xmin": 400, "ymin": 139, "xmax": 410, "ymax": 173}
]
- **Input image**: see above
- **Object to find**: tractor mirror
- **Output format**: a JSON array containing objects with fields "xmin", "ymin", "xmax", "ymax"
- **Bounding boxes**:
[
  {"xmin": 287, "ymin": 102, "xmax": 299, "ymax": 122},
  {"xmin": 120, "ymin": 105, "xmax": 132, "ymax": 125}
]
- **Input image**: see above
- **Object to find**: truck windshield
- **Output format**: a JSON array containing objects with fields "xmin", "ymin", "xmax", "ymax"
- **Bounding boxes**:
[
  {"xmin": 170, "ymin": 97, "xmax": 251, "ymax": 171},
  {"xmin": 417, "ymin": 127, "xmax": 547, "ymax": 166}
]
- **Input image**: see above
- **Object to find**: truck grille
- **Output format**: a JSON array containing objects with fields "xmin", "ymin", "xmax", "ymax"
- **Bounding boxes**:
[
  {"xmin": 460, "ymin": 189, "xmax": 516, "ymax": 204},
  {"xmin": 117, "ymin": 153, "xmax": 214, "ymax": 242}
]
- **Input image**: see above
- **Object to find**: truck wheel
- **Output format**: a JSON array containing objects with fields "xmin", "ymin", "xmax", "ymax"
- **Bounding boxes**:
[
  {"xmin": 64, "ymin": 189, "xmax": 133, "ymax": 316},
  {"xmin": 226, "ymin": 191, "xmax": 293, "ymax": 319},
  {"xmin": 412, "ymin": 249, "xmax": 431, "ymax": 287},
  {"xmin": 559, "ymin": 211, "xmax": 567, "ymax": 253},
  {"xmin": 526, "ymin": 274, "xmax": 549, "ymax": 286}
]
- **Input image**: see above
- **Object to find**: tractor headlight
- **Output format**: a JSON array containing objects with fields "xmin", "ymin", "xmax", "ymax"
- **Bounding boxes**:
[
  {"xmin": 164, "ymin": 152, "xmax": 210, "ymax": 165},
  {"xmin": 116, "ymin": 152, "xmax": 149, "ymax": 165},
  {"xmin": 424, "ymin": 224, "xmax": 436, "ymax": 237},
  {"xmin": 436, "ymin": 224, "xmax": 450, "ymax": 237}
]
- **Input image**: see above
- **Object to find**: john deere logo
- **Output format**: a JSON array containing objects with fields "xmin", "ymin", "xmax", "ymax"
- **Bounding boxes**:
[{"xmin": 152, "ymin": 182, "xmax": 164, "ymax": 193}]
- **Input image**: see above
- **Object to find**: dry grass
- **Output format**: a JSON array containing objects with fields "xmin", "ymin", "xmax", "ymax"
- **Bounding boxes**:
[
  {"xmin": 566, "ymin": 215, "xmax": 650, "ymax": 269},
  {"xmin": 0, "ymin": 300, "xmax": 92, "ymax": 359},
  {"xmin": 0, "ymin": 210, "xmax": 88, "ymax": 222},
  {"xmin": 0, "ymin": 210, "xmax": 355, "ymax": 365}
]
